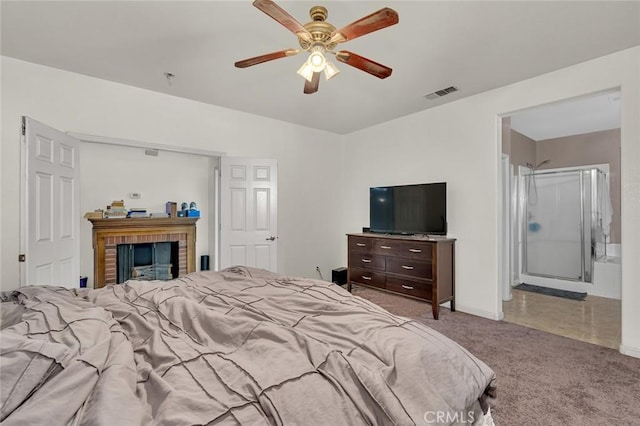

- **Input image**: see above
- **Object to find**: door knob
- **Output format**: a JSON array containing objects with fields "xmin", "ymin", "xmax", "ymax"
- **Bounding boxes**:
[{"xmin": 266, "ymin": 236, "xmax": 276, "ymax": 241}]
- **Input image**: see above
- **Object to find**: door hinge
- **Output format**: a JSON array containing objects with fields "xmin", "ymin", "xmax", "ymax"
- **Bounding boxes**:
[
  {"xmin": 21, "ymin": 117, "xmax": 26, "ymax": 135},
  {"xmin": 18, "ymin": 254, "xmax": 26, "ymax": 262}
]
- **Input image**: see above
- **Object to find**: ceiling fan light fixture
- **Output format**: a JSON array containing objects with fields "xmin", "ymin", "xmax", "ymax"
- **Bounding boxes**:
[
  {"xmin": 324, "ymin": 60, "xmax": 340, "ymax": 80},
  {"xmin": 236, "ymin": 1, "xmax": 398, "ymax": 93},
  {"xmin": 307, "ymin": 45, "xmax": 327, "ymax": 72},
  {"xmin": 296, "ymin": 62, "xmax": 314, "ymax": 82}
]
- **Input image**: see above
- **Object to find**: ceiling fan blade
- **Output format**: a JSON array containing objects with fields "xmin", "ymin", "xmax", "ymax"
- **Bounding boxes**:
[
  {"xmin": 253, "ymin": 0, "xmax": 312, "ymax": 43},
  {"xmin": 303, "ymin": 72, "xmax": 321, "ymax": 94},
  {"xmin": 235, "ymin": 49, "xmax": 299, "ymax": 68},
  {"xmin": 335, "ymin": 51, "xmax": 392, "ymax": 79},
  {"xmin": 329, "ymin": 8, "xmax": 399, "ymax": 44}
]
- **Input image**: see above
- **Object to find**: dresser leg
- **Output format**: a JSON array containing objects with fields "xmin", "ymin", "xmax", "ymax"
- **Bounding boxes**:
[
  {"xmin": 347, "ymin": 281, "xmax": 352, "ymax": 293},
  {"xmin": 432, "ymin": 303, "xmax": 439, "ymax": 320},
  {"xmin": 450, "ymin": 300, "xmax": 455, "ymax": 312}
]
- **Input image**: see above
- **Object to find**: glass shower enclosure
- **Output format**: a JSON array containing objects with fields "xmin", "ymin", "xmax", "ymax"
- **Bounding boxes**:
[{"xmin": 521, "ymin": 168, "xmax": 606, "ymax": 284}]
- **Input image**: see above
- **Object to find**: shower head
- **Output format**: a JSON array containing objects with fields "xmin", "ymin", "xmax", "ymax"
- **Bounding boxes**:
[{"xmin": 527, "ymin": 160, "xmax": 550, "ymax": 170}]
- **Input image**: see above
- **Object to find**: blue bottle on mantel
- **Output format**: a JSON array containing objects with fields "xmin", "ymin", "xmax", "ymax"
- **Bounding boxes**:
[{"xmin": 187, "ymin": 201, "xmax": 200, "ymax": 218}]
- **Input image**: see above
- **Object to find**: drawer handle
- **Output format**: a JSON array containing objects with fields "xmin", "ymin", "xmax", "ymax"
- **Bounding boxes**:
[
  {"xmin": 401, "ymin": 265, "xmax": 414, "ymax": 270},
  {"xmin": 380, "ymin": 245, "xmax": 391, "ymax": 249},
  {"xmin": 356, "ymin": 243, "xmax": 366, "ymax": 247},
  {"xmin": 361, "ymin": 258, "xmax": 372, "ymax": 263},
  {"xmin": 409, "ymin": 248, "xmax": 422, "ymax": 253},
  {"xmin": 401, "ymin": 285, "xmax": 414, "ymax": 290},
  {"xmin": 362, "ymin": 276, "xmax": 372, "ymax": 281}
]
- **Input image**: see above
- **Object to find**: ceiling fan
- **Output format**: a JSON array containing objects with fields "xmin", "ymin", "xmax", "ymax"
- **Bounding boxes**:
[{"xmin": 235, "ymin": 0, "xmax": 399, "ymax": 94}]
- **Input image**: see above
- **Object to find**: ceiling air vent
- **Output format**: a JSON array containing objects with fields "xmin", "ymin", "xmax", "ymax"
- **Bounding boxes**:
[{"xmin": 424, "ymin": 86, "xmax": 458, "ymax": 100}]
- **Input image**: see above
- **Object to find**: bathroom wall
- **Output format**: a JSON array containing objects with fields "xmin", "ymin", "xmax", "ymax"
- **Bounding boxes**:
[{"xmin": 510, "ymin": 130, "xmax": 536, "ymax": 168}]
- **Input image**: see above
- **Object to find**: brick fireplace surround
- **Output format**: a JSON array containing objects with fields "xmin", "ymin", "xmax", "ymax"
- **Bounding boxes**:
[{"xmin": 88, "ymin": 218, "xmax": 198, "ymax": 288}]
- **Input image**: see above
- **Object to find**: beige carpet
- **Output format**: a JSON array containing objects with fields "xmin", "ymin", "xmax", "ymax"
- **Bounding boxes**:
[{"xmin": 352, "ymin": 285, "xmax": 640, "ymax": 425}]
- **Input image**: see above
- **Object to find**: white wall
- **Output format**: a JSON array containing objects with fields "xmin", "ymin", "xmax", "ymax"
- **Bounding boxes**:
[
  {"xmin": 342, "ymin": 47, "xmax": 640, "ymax": 356},
  {"xmin": 0, "ymin": 56, "xmax": 346, "ymax": 291}
]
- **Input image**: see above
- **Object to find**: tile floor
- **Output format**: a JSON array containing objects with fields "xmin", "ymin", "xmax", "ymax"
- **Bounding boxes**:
[{"xmin": 502, "ymin": 289, "xmax": 621, "ymax": 349}]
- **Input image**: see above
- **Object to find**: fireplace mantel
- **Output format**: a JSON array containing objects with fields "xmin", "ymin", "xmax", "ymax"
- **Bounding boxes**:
[{"xmin": 89, "ymin": 217, "xmax": 198, "ymax": 288}]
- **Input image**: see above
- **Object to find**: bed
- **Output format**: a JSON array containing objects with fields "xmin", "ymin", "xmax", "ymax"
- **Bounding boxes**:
[{"xmin": 1, "ymin": 266, "xmax": 496, "ymax": 425}]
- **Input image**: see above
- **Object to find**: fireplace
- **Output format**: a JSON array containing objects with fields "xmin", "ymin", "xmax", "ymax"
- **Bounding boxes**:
[
  {"xmin": 116, "ymin": 241, "xmax": 179, "ymax": 283},
  {"xmin": 88, "ymin": 218, "xmax": 198, "ymax": 288}
]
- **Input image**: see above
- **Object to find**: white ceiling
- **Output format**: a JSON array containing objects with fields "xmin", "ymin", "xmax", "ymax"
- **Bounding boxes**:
[
  {"xmin": 1, "ymin": 1, "xmax": 639, "ymax": 135},
  {"xmin": 510, "ymin": 90, "xmax": 622, "ymax": 141}
]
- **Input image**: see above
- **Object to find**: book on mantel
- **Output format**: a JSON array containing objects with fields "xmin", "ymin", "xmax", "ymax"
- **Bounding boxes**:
[
  {"xmin": 127, "ymin": 208, "xmax": 149, "ymax": 218},
  {"xmin": 105, "ymin": 209, "xmax": 127, "ymax": 218},
  {"xmin": 105, "ymin": 200, "xmax": 128, "ymax": 218}
]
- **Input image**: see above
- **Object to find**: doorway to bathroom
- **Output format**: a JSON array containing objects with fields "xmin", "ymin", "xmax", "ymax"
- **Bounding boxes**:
[{"xmin": 500, "ymin": 89, "xmax": 622, "ymax": 349}]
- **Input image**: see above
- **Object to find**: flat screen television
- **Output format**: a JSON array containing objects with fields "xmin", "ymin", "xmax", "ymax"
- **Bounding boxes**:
[{"xmin": 369, "ymin": 182, "xmax": 447, "ymax": 235}]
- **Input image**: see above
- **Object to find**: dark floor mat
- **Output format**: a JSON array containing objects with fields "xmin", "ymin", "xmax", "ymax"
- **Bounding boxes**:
[{"xmin": 514, "ymin": 283, "xmax": 587, "ymax": 301}]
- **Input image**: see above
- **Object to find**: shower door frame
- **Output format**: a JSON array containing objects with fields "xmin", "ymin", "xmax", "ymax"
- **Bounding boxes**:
[{"xmin": 519, "ymin": 164, "xmax": 608, "ymax": 286}]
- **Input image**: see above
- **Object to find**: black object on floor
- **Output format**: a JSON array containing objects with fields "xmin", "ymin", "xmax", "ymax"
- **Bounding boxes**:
[
  {"xmin": 514, "ymin": 283, "xmax": 587, "ymax": 301},
  {"xmin": 332, "ymin": 267, "xmax": 347, "ymax": 285},
  {"xmin": 200, "ymin": 255, "xmax": 210, "ymax": 271}
]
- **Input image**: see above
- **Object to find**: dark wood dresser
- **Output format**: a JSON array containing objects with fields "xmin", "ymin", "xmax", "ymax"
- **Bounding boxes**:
[{"xmin": 347, "ymin": 233, "xmax": 455, "ymax": 320}]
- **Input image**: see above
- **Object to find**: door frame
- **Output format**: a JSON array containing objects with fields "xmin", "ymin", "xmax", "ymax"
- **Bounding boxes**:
[
  {"xmin": 496, "ymin": 88, "xmax": 627, "ymax": 356},
  {"xmin": 501, "ymin": 154, "xmax": 512, "ymax": 302},
  {"xmin": 19, "ymin": 118, "xmax": 27, "ymax": 285}
]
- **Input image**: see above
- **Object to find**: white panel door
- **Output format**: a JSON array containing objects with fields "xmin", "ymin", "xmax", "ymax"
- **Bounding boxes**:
[
  {"xmin": 22, "ymin": 117, "xmax": 80, "ymax": 287},
  {"xmin": 220, "ymin": 157, "xmax": 277, "ymax": 271}
]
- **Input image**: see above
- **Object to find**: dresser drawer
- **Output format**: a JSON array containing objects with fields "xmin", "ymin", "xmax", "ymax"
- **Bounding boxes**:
[
  {"xmin": 350, "ymin": 253, "xmax": 385, "ymax": 271},
  {"xmin": 373, "ymin": 239, "xmax": 433, "ymax": 260},
  {"xmin": 386, "ymin": 257, "xmax": 432, "ymax": 279},
  {"xmin": 349, "ymin": 268, "xmax": 386, "ymax": 289},
  {"xmin": 386, "ymin": 276, "xmax": 432, "ymax": 301},
  {"xmin": 349, "ymin": 236, "xmax": 373, "ymax": 252}
]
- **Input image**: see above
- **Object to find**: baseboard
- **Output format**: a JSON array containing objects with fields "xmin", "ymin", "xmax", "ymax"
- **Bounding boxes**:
[
  {"xmin": 620, "ymin": 344, "xmax": 640, "ymax": 359},
  {"xmin": 456, "ymin": 304, "xmax": 503, "ymax": 321}
]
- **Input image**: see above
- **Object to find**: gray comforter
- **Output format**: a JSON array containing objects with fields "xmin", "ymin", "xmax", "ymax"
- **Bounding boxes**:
[{"xmin": 0, "ymin": 267, "xmax": 496, "ymax": 425}]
